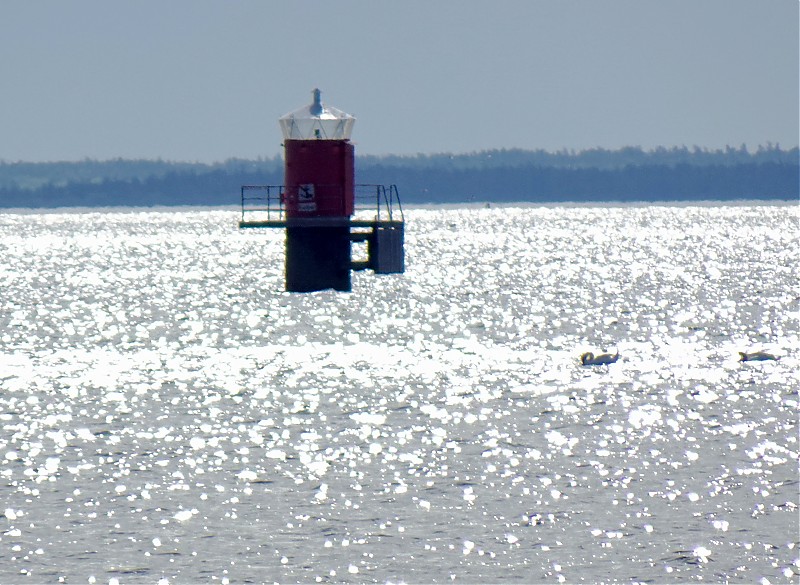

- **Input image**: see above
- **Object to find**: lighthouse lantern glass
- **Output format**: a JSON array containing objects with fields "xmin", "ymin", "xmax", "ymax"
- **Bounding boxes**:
[{"xmin": 279, "ymin": 91, "xmax": 355, "ymax": 140}]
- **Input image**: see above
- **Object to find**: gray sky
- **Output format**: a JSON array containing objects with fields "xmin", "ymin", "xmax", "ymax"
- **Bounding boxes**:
[{"xmin": 1, "ymin": 0, "xmax": 797, "ymax": 162}]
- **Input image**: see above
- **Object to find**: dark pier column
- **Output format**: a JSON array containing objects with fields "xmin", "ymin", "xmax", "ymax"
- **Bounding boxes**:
[{"xmin": 285, "ymin": 226, "xmax": 352, "ymax": 292}]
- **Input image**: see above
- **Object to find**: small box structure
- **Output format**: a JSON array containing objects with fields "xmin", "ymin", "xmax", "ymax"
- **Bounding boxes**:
[{"xmin": 240, "ymin": 89, "xmax": 405, "ymax": 292}]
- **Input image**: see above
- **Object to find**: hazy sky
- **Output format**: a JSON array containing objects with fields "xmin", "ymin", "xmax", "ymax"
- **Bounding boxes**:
[{"xmin": 1, "ymin": 0, "xmax": 797, "ymax": 162}]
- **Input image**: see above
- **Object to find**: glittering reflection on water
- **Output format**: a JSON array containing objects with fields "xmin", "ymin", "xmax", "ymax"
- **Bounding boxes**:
[{"xmin": 0, "ymin": 204, "xmax": 798, "ymax": 583}]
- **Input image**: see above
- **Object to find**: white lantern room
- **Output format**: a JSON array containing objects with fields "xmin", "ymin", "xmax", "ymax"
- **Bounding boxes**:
[{"xmin": 278, "ymin": 89, "xmax": 355, "ymax": 141}]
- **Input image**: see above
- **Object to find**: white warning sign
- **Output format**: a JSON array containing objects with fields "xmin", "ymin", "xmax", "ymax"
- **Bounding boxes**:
[{"xmin": 298, "ymin": 183, "xmax": 316, "ymax": 212}]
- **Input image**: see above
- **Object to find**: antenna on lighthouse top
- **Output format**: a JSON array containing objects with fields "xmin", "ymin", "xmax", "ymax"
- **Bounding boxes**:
[{"xmin": 310, "ymin": 88, "xmax": 323, "ymax": 116}]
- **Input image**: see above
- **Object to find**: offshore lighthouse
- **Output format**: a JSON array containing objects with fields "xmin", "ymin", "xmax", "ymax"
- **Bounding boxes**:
[{"xmin": 239, "ymin": 89, "xmax": 404, "ymax": 292}]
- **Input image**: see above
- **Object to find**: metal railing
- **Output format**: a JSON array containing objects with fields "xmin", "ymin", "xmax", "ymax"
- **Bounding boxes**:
[
  {"xmin": 353, "ymin": 184, "xmax": 404, "ymax": 223},
  {"xmin": 241, "ymin": 183, "xmax": 403, "ymax": 224},
  {"xmin": 240, "ymin": 185, "xmax": 284, "ymax": 223}
]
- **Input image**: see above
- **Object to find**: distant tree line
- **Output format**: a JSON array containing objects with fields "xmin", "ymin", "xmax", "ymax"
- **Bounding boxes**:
[
  {"xmin": 0, "ymin": 145, "xmax": 796, "ymax": 208},
  {"xmin": 358, "ymin": 161, "xmax": 798, "ymax": 203},
  {"xmin": 359, "ymin": 143, "xmax": 797, "ymax": 171}
]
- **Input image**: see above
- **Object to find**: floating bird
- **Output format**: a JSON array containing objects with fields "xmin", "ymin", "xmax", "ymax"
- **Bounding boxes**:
[
  {"xmin": 580, "ymin": 351, "xmax": 620, "ymax": 366},
  {"xmin": 738, "ymin": 351, "xmax": 778, "ymax": 362}
]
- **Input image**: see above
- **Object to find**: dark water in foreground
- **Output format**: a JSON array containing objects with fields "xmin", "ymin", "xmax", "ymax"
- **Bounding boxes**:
[{"xmin": 0, "ymin": 204, "xmax": 798, "ymax": 583}]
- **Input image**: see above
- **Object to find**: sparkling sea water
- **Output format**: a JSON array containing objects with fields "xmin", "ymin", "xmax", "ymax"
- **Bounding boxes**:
[{"xmin": 0, "ymin": 203, "xmax": 798, "ymax": 584}]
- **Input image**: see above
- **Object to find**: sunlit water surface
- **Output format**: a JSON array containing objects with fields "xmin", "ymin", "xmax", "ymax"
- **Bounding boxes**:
[{"xmin": 0, "ymin": 203, "xmax": 798, "ymax": 584}]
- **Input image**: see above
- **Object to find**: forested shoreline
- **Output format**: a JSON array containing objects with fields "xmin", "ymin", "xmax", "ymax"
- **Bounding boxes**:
[{"xmin": 0, "ymin": 145, "xmax": 796, "ymax": 208}]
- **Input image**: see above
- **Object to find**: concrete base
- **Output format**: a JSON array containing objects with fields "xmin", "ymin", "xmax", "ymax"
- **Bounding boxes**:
[
  {"xmin": 285, "ymin": 226, "xmax": 352, "ymax": 292},
  {"xmin": 240, "ymin": 218, "xmax": 404, "ymax": 293}
]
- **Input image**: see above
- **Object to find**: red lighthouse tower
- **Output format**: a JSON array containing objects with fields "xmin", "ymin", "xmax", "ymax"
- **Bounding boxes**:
[
  {"xmin": 239, "ymin": 90, "xmax": 404, "ymax": 292},
  {"xmin": 282, "ymin": 89, "xmax": 355, "ymax": 218}
]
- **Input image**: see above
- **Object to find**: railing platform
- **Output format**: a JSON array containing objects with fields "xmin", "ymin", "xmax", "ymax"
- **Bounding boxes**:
[
  {"xmin": 239, "ymin": 183, "xmax": 405, "ymax": 277},
  {"xmin": 239, "ymin": 183, "xmax": 404, "ymax": 227},
  {"xmin": 239, "ymin": 218, "xmax": 404, "ymax": 229}
]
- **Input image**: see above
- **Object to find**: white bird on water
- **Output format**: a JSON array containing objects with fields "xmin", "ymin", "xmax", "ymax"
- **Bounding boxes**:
[{"xmin": 580, "ymin": 351, "xmax": 620, "ymax": 366}]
